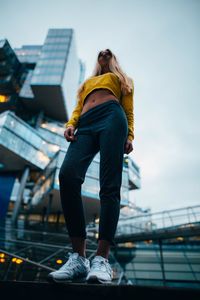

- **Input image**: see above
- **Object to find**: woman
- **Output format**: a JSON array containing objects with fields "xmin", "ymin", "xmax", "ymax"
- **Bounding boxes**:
[{"xmin": 47, "ymin": 48, "xmax": 134, "ymax": 284}]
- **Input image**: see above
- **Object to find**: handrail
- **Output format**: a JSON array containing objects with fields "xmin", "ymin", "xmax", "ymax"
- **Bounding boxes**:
[
  {"xmin": 119, "ymin": 205, "xmax": 200, "ymax": 221},
  {"xmin": 0, "ymin": 248, "xmax": 55, "ymax": 272},
  {"xmin": 162, "ymin": 210, "xmax": 174, "ymax": 228},
  {"xmin": 187, "ymin": 206, "xmax": 197, "ymax": 223}
]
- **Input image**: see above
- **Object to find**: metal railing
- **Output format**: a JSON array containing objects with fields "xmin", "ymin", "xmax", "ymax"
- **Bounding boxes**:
[
  {"xmin": 116, "ymin": 205, "xmax": 200, "ymax": 237},
  {"xmin": 1, "ymin": 205, "xmax": 200, "ymax": 287}
]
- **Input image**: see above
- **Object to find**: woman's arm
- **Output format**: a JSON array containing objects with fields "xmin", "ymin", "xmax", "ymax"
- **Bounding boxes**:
[
  {"xmin": 121, "ymin": 78, "xmax": 134, "ymax": 142},
  {"xmin": 64, "ymin": 96, "xmax": 83, "ymax": 129}
]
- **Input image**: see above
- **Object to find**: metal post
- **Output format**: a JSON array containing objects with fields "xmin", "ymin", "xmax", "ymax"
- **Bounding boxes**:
[
  {"xmin": 11, "ymin": 166, "xmax": 30, "ymax": 227},
  {"xmin": 55, "ymin": 210, "xmax": 61, "ymax": 229},
  {"xmin": 158, "ymin": 238, "xmax": 166, "ymax": 286},
  {"xmin": 35, "ymin": 110, "xmax": 44, "ymax": 129},
  {"xmin": 44, "ymin": 193, "xmax": 53, "ymax": 229}
]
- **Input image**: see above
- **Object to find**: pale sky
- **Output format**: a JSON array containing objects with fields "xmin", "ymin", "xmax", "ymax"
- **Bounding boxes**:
[{"xmin": 1, "ymin": 0, "xmax": 199, "ymax": 213}]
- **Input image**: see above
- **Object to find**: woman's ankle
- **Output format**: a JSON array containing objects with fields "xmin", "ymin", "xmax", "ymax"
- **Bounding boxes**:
[{"xmin": 70, "ymin": 236, "xmax": 86, "ymax": 258}]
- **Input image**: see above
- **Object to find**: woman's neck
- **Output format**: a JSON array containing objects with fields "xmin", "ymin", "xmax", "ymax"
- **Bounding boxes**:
[{"xmin": 101, "ymin": 66, "xmax": 111, "ymax": 74}]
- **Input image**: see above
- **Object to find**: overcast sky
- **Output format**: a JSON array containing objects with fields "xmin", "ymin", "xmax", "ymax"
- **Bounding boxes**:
[{"xmin": 1, "ymin": 0, "xmax": 199, "ymax": 213}]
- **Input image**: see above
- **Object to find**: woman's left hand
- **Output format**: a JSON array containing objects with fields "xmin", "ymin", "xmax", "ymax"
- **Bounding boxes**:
[{"xmin": 124, "ymin": 139, "xmax": 133, "ymax": 154}]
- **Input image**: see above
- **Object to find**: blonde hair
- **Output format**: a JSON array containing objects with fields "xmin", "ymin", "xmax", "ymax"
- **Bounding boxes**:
[{"xmin": 76, "ymin": 49, "xmax": 133, "ymax": 101}]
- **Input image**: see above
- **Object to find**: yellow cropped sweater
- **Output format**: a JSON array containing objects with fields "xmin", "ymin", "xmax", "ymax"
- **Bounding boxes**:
[{"xmin": 64, "ymin": 72, "xmax": 134, "ymax": 141}]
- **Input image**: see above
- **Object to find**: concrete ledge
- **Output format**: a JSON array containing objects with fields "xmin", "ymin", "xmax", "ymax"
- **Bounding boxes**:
[{"xmin": 0, "ymin": 280, "xmax": 200, "ymax": 300}]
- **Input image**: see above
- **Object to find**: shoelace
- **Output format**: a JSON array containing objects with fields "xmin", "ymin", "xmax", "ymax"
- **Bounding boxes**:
[
  {"xmin": 91, "ymin": 259, "xmax": 112, "ymax": 276},
  {"xmin": 59, "ymin": 252, "xmax": 82, "ymax": 273}
]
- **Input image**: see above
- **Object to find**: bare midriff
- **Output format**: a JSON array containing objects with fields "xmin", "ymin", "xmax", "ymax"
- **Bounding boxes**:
[{"xmin": 80, "ymin": 88, "xmax": 119, "ymax": 116}]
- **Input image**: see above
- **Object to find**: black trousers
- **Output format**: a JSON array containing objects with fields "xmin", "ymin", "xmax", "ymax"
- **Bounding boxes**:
[{"xmin": 59, "ymin": 99, "xmax": 128, "ymax": 246}]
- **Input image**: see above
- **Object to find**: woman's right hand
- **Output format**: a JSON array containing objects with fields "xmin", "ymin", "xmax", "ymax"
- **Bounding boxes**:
[{"xmin": 64, "ymin": 126, "xmax": 77, "ymax": 142}]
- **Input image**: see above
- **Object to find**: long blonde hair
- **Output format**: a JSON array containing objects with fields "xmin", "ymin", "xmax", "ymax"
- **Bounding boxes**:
[{"xmin": 76, "ymin": 48, "xmax": 133, "ymax": 101}]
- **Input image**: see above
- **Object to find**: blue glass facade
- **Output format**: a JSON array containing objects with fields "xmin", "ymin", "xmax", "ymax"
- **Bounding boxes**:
[{"xmin": 31, "ymin": 29, "xmax": 72, "ymax": 85}]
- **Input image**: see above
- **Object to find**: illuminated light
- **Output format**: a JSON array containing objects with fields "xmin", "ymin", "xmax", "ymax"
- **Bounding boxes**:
[
  {"xmin": 0, "ymin": 258, "xmax": 5, "ymax": 263},
  {"xmin": 50, "ymin": 128, "xmax": 57, "ymax": 132},
  {"xmin": 0, "ymin": 253, "xmax": 5, "ymax": 258},
  {"xmin": 124, "ymin": 158, "xmax": 128, "ymax": 163},
  {"xmin": 56, "ymin": 259, "xmax": 63, "ymax": 264},
  {"xmin": 12, "ymin": 257, "xmax": 17, "ymax": 262},
  {"xmin": 48, "ymin": 144, "xmax": 60, "ymax": 152},
  {"xmin": 95, "ymin": 233, "xmax": 99, "ymax": 239},
  {"xmin": 176, "ymin": 237, "xmax": 184, "ymax": 241},
  {"xmin": 37, "ymin": 151, "xmax": 50, "ymax": 164},
  {"xmin": 0, "ymin": 95, "xmax": 9, "ymax": 103},
  {"xmin": 124, "ymin": 242, "xmax": 135, "ymax": 248},
  {"xmin": 10, "ymin": 120, "xmax": 15, "ymax": 127},
  {"xmin": 95, "ymin": 218, "xmax": 99, "ymax": 224},
  {"xmin": 16, "ymin": 259, "xmax": 23, "ymax": 264},
  {"xmin": 145, "ymin": 240, "xmax": 152, "ymax": 244},
  {"xmin": 41, "ymin": 123, "xmax": 48, "ymax": 128}
]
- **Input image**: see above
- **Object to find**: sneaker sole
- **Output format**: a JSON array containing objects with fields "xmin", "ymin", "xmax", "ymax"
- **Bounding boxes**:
[
  {"xmin": 86, "ymin": 275, "xmax": 113, "ymax": 284},
  {"xmin": 46, "ymin": 274, "xmax": 87, "ymax": 284}
]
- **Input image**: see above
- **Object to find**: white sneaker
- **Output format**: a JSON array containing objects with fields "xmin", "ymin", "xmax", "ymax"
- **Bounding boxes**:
[
  {"xmin": 47, "ymin": 252, "xmax": 90, "ymax": 283},
  {"xmin": 86, "ymin": 255, "xmax": 113, "ymax": 284}
]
